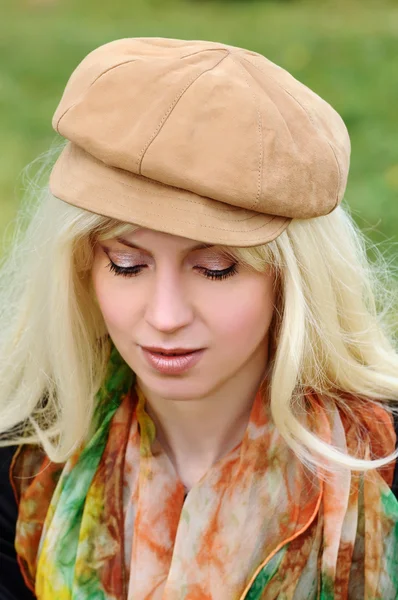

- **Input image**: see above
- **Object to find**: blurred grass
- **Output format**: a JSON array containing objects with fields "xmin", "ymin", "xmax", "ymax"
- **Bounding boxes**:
[{"xmin": 0, "ymin": 0, "xmax": 397, "ymax": 264}]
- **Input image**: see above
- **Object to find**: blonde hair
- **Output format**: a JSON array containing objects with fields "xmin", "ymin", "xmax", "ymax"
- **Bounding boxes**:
[{"xmin": 1, "ymin": 142, "xmax": 397, "ymax": 471}]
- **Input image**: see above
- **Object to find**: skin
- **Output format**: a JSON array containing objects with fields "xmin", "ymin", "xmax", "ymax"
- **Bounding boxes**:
[{"xmin": 91, "ymin": 228, "xmax": 275, "ymax": 490}]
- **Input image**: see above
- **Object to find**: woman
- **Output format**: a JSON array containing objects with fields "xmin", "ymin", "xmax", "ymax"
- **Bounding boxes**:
[{"xmin": 0, "ymin": 37, "xmax": 397, "ymax": 599}]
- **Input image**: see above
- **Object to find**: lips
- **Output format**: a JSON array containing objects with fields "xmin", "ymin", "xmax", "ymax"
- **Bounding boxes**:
[
  {"xmin": 142, "ymin": 347, "xmax": 200, "ymax": 356},
  {"xmin": 140, "ymin": 346, "xmax": 205, "ymax": 375}
]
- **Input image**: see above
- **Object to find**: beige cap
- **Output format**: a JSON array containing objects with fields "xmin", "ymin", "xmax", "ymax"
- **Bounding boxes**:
[{"xmin": 49, "ymin": 37, "xmax": 351, "ymax": 247}]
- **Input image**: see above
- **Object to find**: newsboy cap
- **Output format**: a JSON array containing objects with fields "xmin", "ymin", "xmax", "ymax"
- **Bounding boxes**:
[{"xmin": 49, "ymin": 37, "xmax": 351, "ymax": 246}]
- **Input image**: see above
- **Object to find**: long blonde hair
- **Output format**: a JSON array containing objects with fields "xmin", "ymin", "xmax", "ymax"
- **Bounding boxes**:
[{"xmin": 1, "ymin": 142, "xmax": 397, "ymax": 470}]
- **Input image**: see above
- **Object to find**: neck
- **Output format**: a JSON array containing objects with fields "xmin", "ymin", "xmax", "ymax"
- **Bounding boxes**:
[{"xmin": 136, "ymin": 344, "xmax": 269, "ymax": 491}]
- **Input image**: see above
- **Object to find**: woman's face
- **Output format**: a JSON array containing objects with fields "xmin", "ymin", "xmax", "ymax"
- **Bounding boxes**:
[{"xmin": 91, "ymin": 228, "xmax": 275, "ymax": 401}]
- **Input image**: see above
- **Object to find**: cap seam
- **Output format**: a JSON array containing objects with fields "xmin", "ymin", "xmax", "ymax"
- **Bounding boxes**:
[
  {"xmin": 137, "ymin": 50, "xmax": 230, "ymax": 175},
  {"xmin": 238, "ymin": 55, "xmax": 298, "ymax": 159},
  {"xmin": 241, "ymin": 54, "xmax": 342, "ymax": 207},
  {"xmin": 229, "ymin": 55, "xmax": 263, "ymax": 211},
  {"xmin": 180, "ymin": 47, "xmax": 230, "ymax": 59},
  {"xmin": 55, "ymin": 58, "xmax": 139, "ymax": 133}
]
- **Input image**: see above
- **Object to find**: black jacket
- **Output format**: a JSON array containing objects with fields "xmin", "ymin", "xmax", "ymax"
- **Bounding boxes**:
[{"xmin": 1, "ymin": 422, "xmax": 398, "ymax": 599}]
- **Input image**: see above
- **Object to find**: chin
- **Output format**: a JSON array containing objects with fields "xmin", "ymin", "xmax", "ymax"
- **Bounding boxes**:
[{"xmin": 139, "ymin": 372, "xmax": 215, "ymax": 402}]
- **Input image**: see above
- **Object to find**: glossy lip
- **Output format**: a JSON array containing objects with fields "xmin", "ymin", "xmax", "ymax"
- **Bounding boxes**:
[
  {"xmin": 140, "ymin": 346, "xmax": 205, "ymax": 375},
  {"xmin": 142, "ymin": 345, "xmax": 201, "ymax": 355}
]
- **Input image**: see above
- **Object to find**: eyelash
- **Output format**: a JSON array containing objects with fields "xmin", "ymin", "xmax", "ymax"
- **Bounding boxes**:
[{"xmin": 106, "ymin": 260, "xmax": 238, "ymax": 281}]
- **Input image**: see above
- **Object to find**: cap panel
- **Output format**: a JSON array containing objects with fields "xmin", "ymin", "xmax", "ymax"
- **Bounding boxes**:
[
  {"xmin": 239, "ymin": 55, "xmax": 339, "ymax": 218},
  {"xmin": 137, "ymin": 49, "xmax": 230, "ymax": 175},
  {"xmin": 51, "ymin": 38, "xmax": 160, "ymax": 130},
  {"xmin": 52, "ymin": 39, "xmax": 231, "ymax": 137},
  {"xmin": 140, "ymin": 53, "xmax": 261, "ymax": 210},
  {"xmin": 52, "ymin": 38, "xmax": 219, "ymax": 132},
  {"xmin": 241, "ymin": 52, "xmax": 350, "ymax": 208},
  {"xmin": 54, "ymin": 50, "xmax": 229, "ymax": 175}
]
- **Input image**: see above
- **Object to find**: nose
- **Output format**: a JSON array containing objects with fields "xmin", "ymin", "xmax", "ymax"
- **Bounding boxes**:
[{"xmin": 144, "ymin": 267, "xmax": 194, "ymax": 333}]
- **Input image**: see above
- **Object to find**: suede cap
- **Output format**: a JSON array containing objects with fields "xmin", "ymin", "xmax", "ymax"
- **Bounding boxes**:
[{"xmin": 49, "ymin": 37, "xmax": 351, "ymax": 246}]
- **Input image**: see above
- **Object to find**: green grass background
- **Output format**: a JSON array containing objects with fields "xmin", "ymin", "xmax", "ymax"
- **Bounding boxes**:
[{"xmin": 0, "ymin": 0, "xmax": 397, "ymax": 264}]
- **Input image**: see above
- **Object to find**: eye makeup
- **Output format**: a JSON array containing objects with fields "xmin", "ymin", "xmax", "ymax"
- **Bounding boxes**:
[
  {"xmin": 105, "ymin": 259, "xmax": 238, "ymax": 281},
  {"xmin": 100, "ymin": 240, "xmax": 239, "ymax": 281}
]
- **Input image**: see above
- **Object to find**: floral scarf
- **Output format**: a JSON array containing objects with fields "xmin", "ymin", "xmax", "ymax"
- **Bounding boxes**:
[{"xmin": 10, "ymin": 344, "xmax": 398, "ymax": 599}]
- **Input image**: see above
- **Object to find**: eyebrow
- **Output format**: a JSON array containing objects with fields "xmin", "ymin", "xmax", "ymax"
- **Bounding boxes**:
[{"xmin": 115, "ymin": 236, "xmax": 214, "ymax": 253}]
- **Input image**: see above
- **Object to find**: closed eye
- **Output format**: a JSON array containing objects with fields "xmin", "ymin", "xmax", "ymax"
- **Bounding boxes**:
[{"xmin": 106, "ymin": 260, "xmax": 238, "ymax": 280}]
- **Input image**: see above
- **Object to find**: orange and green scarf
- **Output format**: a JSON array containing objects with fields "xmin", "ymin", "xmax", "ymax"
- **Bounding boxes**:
[{"xmin": 10, "ymin": 344, "xmax": 398, "ymax": 599}]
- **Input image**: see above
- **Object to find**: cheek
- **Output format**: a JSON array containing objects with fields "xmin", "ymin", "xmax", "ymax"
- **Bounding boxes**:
[
  {"xmin": 208, "ymin": 275, "xmax": 275, "ymax": 346},
  {"xmin": 91, "ymin": 262, "xmax": 137, "ymax": 332}
]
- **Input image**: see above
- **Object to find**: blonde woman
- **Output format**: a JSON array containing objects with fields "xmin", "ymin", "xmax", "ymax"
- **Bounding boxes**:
[{"xmin": 0, "ymin": 38, "xmax": 397, "ymax": 600}]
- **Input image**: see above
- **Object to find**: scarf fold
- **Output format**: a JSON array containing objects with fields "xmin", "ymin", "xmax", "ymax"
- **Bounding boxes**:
[{"xmin": 10, "ymin": 344, "xmax": 398, "ymax": 599}]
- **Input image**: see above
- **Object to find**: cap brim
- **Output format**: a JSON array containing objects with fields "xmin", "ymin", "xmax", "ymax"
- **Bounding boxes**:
[{"xmin": 49, "ymin": 143, "xmax": 290, "ymax": 247}]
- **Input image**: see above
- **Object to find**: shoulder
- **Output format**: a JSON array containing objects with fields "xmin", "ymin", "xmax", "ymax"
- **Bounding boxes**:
[
  {"xmin": 0, "ymin": 446, "xmax": 36, "ymax": 599},
  {"xmin": 342, "ymin": 398, "xmax": 398, "ymax": 495},
  {"xmin": 310, "ymin": 390, "xmax": 398, "ymax": 495}
]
